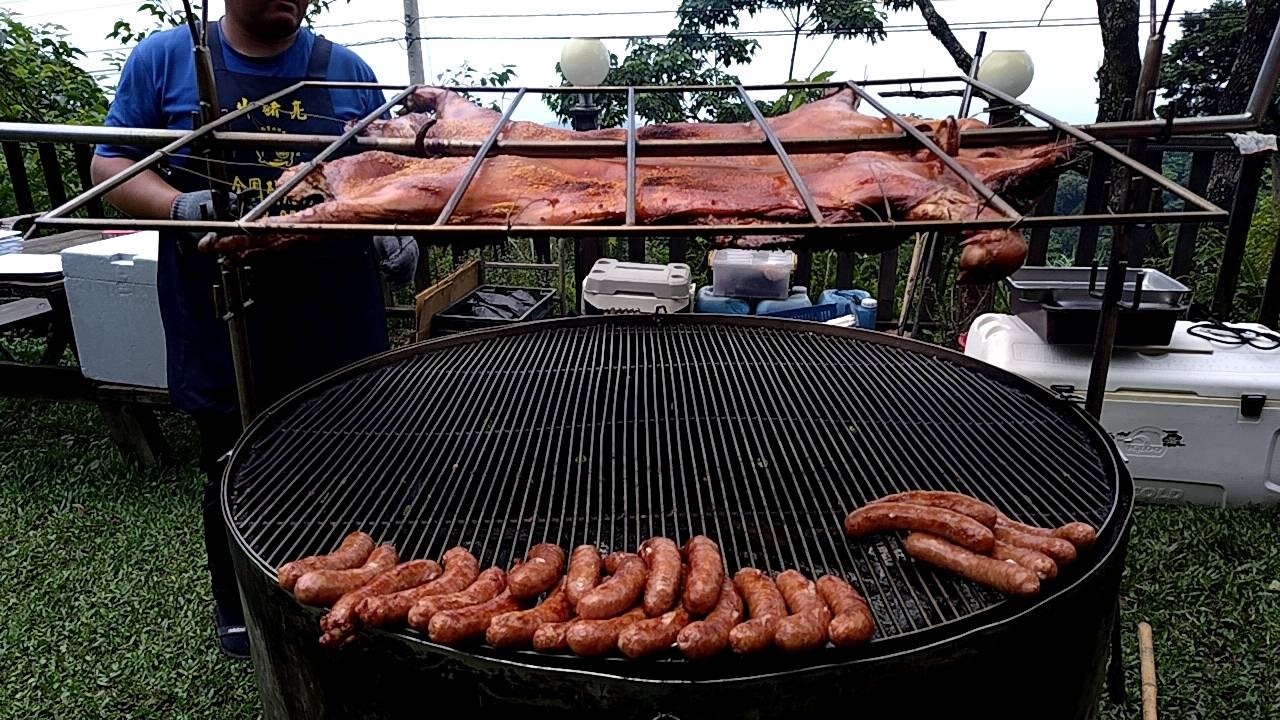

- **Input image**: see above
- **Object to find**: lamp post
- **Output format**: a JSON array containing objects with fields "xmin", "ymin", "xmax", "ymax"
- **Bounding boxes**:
[
  {"xmin": 976, "ymin": 50, "xmax": 1034, "ymax": 126},
  {"xmin": 561, "ymin": 38, "xmax": 610, "ymax": 131}
]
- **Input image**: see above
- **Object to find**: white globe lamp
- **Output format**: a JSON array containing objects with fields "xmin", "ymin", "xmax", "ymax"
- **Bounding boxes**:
[
  {"xmin": 976, "ymin": 50, "xmax": 1035, "ymax": 98},
  {"xmin": 561, "ymin": 38, "xmax": 610, "ymax": 131}
]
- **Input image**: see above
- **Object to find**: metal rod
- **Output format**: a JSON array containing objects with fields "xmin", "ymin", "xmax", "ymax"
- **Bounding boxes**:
[
  {"xmin": 1246, "ymin": 13, "xmax": 1280, "ymax": 123},
  {"xmin": 965, "ymin": 76, "xmax": 1226, "ymax": 214},
  {"xmin": 958, "ymin": 31, "xmax": 987, "ymax": 117},
  {"xmin": 434, "ymin": 88, "xmax": 526, "ymax": 226},
  {"xmin": 736, "ymin": 84, "xmax": 824, "ymax": 224},
  {"xmin": 625, "ymin": 87, "xmax": 637, "ymax": 226},
  {"xmin": 219, "ymin": 256, "xmax": 256, "ymax": 426},
  {"xmin": 847, "ymin": 80, "xmax": 1019, "ymax": 218},
  {"xmin": 239, "ymin": 85, "xmax": 422, "ymax": 223},
  {"xmin": 31, "ymin": 81, "xmax": 308, "ymax": 228}
]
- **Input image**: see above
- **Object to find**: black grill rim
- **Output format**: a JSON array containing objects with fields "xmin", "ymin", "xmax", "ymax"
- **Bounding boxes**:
[{"xmin": 222, "ymin": 314, "xmax": 1133, "ymax": 676}]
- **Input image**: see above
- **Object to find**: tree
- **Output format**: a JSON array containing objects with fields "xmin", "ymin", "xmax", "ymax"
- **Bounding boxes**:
[
  {"xmin": 1095, "ymin": 0, "xmax": 1142, "ymax": 122},
  {"xmin": 1160, "ymin": 0, "xmax": 1279, "ymax": 206},
  {"xmin": 0, "ymin": 12, "xmax": 109, "ymax": 217}
]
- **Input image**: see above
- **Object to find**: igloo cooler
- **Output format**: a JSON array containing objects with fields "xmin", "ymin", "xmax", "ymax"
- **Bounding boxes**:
[
  {"xmin": 965, "ymin": 313, "xmax": 1280, "ymax": 506},
  {"xmin": 61, "ymin": 232, "xmax": 168, "ymax": 388}
]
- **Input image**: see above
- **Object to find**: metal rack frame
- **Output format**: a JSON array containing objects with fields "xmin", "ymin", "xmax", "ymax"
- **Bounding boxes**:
[{"xmin": 29, "ymin": 74, "xmax": 1239, "ymax": 241}]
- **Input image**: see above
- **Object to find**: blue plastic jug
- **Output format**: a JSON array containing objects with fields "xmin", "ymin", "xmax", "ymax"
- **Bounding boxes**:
[
  {"xmin": 695, "ymin": 286, "xmax": 752, "ymax": 314},
  {"xmin": 755, "ymin": 287, "xmax": 812, "ymax": 315},
  {"xmin": 818, "ymin": 288, "xmax": 877, "ymax": 329}
]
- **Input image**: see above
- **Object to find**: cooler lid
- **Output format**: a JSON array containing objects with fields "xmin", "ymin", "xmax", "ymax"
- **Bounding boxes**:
[
  {"xmin": 59, "ymin": 232, "xmax": 160, "ymax": 284},
  {"xmin": 964, "ymin": 313, "xmax": 1280, "ymax": 399},
  {"xmin": 582, "ymin": 258, "xmax": 692, "ymax": 299},
  {"xmin": 0, "ymin": 253, "xmax": 63, "ymax": 280}
]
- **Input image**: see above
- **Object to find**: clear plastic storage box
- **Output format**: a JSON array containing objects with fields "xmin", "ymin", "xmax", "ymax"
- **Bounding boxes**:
[{"xmin": 708, "ymin": 249, "xmax": 795, "ymax": 299}]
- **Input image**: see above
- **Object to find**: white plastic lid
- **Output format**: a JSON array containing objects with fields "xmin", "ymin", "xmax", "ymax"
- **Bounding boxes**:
[
  {"xmin": 708, "ymin": 248, "xmax": 796, "ymax": 269},
  {"xmin": 862, "ymin": 299, "xmax": 878, "ymax": 309}
]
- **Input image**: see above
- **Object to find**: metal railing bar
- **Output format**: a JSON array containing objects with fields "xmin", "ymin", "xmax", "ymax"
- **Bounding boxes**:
[
  {"xmin": 433, "ymin": 88, "xmax": 526, "ymax": 227},
  {"xmin": 239, "ymin": 85, "xmax": 421, "ymax": 223},
  {"xmin": 847, "ymin": 81, "xmax": 1019, "ymax": 219},
  {"xmin": 736, "ymin": 84, "xmax": 825, "ymax": 224},
  {"xmin": 625, "ymin": 88, "xmax": 637, "ymax": 227}
]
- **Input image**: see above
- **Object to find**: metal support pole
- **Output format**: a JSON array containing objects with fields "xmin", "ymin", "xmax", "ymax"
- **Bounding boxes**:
[
  {"xmin": 219, "ymin": 257, "xmax": 256, "ymax": 426},
  {"xmin": 404, "ymin": 0, "xmax": 426, "ymax": 86}
]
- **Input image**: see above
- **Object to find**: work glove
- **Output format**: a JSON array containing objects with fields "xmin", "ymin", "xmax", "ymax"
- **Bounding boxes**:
[
  {"xmin": 170, "ymin": 189, "xmax": 217, "ymax": 221},
  {"xmin": 372, "ymin": 235, "xmax": 420, "ymax": 289}
]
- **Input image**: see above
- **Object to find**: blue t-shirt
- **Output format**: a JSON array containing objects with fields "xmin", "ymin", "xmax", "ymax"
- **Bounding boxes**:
[{"xmin": 97, "ymin": 24, "xmax": 387, "ymax": 159}]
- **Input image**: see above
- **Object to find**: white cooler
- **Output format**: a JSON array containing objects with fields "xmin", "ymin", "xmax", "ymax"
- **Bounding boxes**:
[
  {"xmin": 965, "ymin": 313, "xmax": 1280, "ymax": 506},
  {"xmin": 61, "ymin": 232, "xmax": 168, "ymax": 388}
]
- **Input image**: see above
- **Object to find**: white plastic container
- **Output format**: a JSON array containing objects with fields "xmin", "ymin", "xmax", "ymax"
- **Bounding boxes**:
[
  {"xmin": 580, "ymin": 258, "xmax": 694, "ymax": 314},
  {"xmin": 708, "ymin": 249, "xmax": 795, "ymax": 299},
  {"xmin": 964, "ymin": 313, "xmax": 1280, "ymax": 506},
  {"xmin": 61, "ymin": 232, "xmax": 168, "ymax": 388}
]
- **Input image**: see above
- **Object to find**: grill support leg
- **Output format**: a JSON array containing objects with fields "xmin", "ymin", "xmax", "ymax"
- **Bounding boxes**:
[{"xmin": 1106, "ymin": 598, "xmax": 1125, "ymax": 703}]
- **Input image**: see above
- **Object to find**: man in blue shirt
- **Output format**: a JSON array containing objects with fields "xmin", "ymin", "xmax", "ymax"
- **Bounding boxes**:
[{"xmin": 93, "ymin": 0, "xmax": 392, "ymax": 660}]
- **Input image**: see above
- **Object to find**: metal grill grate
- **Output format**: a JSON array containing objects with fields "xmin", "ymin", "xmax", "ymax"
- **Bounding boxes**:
[{"xmin": 226, "ymin": 316, "xmax": 1120, "ymax": 647}]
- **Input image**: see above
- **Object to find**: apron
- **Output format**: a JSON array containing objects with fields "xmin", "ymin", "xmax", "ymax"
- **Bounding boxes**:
[{"xmin": 159, "ymin": 22, "xmax": 388, "ymax": 416}]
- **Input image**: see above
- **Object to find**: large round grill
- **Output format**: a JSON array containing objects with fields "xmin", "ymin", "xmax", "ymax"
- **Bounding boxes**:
[{"xmin": 224, "ymin": 315, "xmax": 1130, "ymax": 718}]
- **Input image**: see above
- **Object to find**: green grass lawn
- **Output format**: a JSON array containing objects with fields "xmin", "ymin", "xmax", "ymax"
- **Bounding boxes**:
[{"xmin": 2, "ymin": 393, "xmax": 1278, "ymax": 719}]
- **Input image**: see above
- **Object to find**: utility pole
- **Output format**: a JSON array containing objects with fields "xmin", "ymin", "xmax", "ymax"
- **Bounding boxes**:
[{"xmin": 404, "ymin": 0, "xmax": 425, "ymax": 85}]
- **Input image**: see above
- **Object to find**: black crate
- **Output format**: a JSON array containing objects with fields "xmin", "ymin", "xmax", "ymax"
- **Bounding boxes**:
[{"xmin": 432, "ymin": 285, "xmax": 555, "ymax": 336}]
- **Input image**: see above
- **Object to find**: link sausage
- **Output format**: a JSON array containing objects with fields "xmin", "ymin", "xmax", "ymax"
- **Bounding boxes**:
[
  {"xmin": 995, "ymin": 512, "xmax": 1097, "ymax": 551},
  {"xmin": 904, "ymin": 532, "xmax": 1040, "ymax": 597},
  {"xmin": 993, "ymin": 523, "xmax": 1076, "ymax": 566},
  {"xmin": 844, "ymin": 502, "xmax": 995, "ymax": 553},
  {"xmin": 427, "ymin": 589, "xmax": 522, "ymax": 645},
  {"xmin": 532, "ymin": 620, "xmax": 574, "ymax": 653},
  {"xmin": 577, "ymin": 554, "xmax": 647, "ymax": 619},
  {"xmin": 729, "ymin": 568, "xmax": 788, "ymax": 654},
  {"xmin": 566, "ymin": 608, "xmax": 647, "ymax": 657},
  {"xmin": 676, "ymin": 578, "xmax": 742, "ymax": 660},
  {"xmin": 618, "ymin": 607, "xmax": 691, "ymax": 658},
  {"xmin": 774, "ymin": 570, "xmax": 831, "ymax": 653},
  {"xmin": 640, "ymin": 537, "xmax": 682, "ymax": 616},
  {"xmin": 406, "ymin": 566, "xmax": 506, "ymax": 631},
  {"xmin": 815, "ymin": 575, "xmax": 875, "ymax": 648},
  {"xmin": 681, "ymin": 536, "xmax": 725, "ymax": 616},
  {"xmin": 991, "ymin": 540, "xmax": 1058, "ymax": 580},
  {"xmin": 602, "ymin": 551, "xmax": 632, "ymax": 575},
  {"xmin": 318, "ymin": 559, "xmax": 438, "ymax": 648},
  {"xmin": 294, "ymin": 544, "xmax": 399, "ymax": 607},
  {"xmin": 277, "ymin": 531, "xmax": 375, "ymax": 591},
  {"xmin": 486, "ymin": 583, "xmax": 575, "ymax": 649},
  {"xmin": 871, "ymin": 491, "xmax": 998, "ymax": 528},
  {"xmin": 565, "ymin": 545, "xmax": 602, "ymax": 605},
  {"xmin": 356, "ymin": 547, "xmax": 477, "ymax": 629},
  {"xmin": 507, "ymin": 543, "xmax": 566, "ymax": 601}
]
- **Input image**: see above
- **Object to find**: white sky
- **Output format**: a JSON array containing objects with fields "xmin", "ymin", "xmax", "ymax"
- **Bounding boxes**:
[{"xmin": 4, "ymin": 0, "xmax": 1215, "ymax": 126}]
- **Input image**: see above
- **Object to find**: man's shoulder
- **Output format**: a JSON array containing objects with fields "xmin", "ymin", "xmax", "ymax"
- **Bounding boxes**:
[
  {"xmin": 131, "ymin": 25, "xmax": 194, "ymax": 59},
  {"xmin": 322, "ymin": 36, "xmax": 378, "ymax": 81}
]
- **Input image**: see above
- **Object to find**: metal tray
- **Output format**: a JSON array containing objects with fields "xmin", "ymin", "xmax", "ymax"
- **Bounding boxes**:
[{"xmin": 1006, "ymin": 266, "xmax": 1190, "ymax": 306}]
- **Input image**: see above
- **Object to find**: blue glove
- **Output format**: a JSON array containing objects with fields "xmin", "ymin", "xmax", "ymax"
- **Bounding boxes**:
[
  {"xmin": 372, "ymin": 236, "xmax": 420, "ymax": 289},
  {"xmin": 170, "ymin": 189, "xmax": 217, "ymax": 221}
]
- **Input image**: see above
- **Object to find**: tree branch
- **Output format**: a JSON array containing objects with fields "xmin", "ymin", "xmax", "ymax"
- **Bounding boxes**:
[{"xmin": 913, "ymin": 0, "xmax": 972, "ymax": 72}]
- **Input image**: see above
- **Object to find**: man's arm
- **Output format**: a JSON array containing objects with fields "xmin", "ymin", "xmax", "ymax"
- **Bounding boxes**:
[{"xmin": 90, "ymin": 155, "xmax": 181, "ymax": 219}]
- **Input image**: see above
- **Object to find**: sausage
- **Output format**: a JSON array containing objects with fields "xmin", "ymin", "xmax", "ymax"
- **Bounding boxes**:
[
  {"xmin": 996, "ymin": 512, "xmax": 1097, "ymax": 551},
  {"xmin": 293, "ymin": 544, "xmax": 399, "ymax": 607},
  {"xmin": 993, "ymin": 524, "xmax": 1076, "ymax": 566},
  {"xmin": 991, "ymin": 540, "xmax": 1058, "ymax": 580},
  {"xmin": 870, "ymin": 491, "xmax": 998, "ymax": 528},
  {"xmin": 676, "ymin": 578, "xmax": 743, "ymax": 660},
  {"xmin": 318, "ymin": 559, "xmax": 438, "ymax": 648},
  {"xmin": 773, "ymin": 570, "xmax": 831, "ymax": 653},
  {"xmin": 844, "ymin": 502, "xmax": 995, "ymax": 554},
  {"xmin": 618, "ymin": 607, "xmax": 691, "ymax": 658},
  {"xmin": 577, "ymin": 554, "xmax": 647, "ymax": 619},
  {"xmin": 640, "ymin": 537, "xmax": 682, "ymax": 616},
  {"xmin": 815, "ymin": 575, "xmax": 875, "ymax": 648},
  {"xmin": 406, "ymin": 566, "xmax": 506, "ymax": 630},
  {"xmin": 565, "ymin": 608, "xmax": 648, "ymax": 657},
  {"xmin": 532, "ymin": 620, "xmax": 574, "ymax": 653},
  {"xmin": 728, "ymin": 568, "xmax": 788, "ymax": 654},
  {"xmin": 427, "ymin": 589, "xmax": 522, "ymax": 645},
  {"xmin": 602, "ymin": 551, "xmax": 632, "ymax": 574},
  {"xmin": 681, "ymin": 536, "xmax": 725, "ymax": 616},
  {"xmin": 565, "ymin": 545, "xmax": 603, "ymax": 605},
  {"xmin": 356, "ymin": 546, "xmax": 478, "ymax": 629},
  {"xmin": 277, "ymin": 531, "xmax": 375, "ymax": 591},
  {"xmin": 904, "ymin": 532, "xmax": 1040, "ymax": 598},
  {"xmin": 506, "ymin": 543, "xmax": 566, "ymax": 601},
  {"xmin": 486, "ymin": 583, "xmax": 575, "ymax": 649}
]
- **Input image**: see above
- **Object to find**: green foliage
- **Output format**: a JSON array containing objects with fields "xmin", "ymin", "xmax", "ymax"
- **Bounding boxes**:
[
  {"xmin": 0, "ymin": 12, "xmax": 108, "ymax": 218},
  {"xmin": 434, "ymin": 63, "xmax": 517, "ymax": 112},
  {"xmin": 1158, "ymin": 0, "xmax": 1277, "ymax": 123}
]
